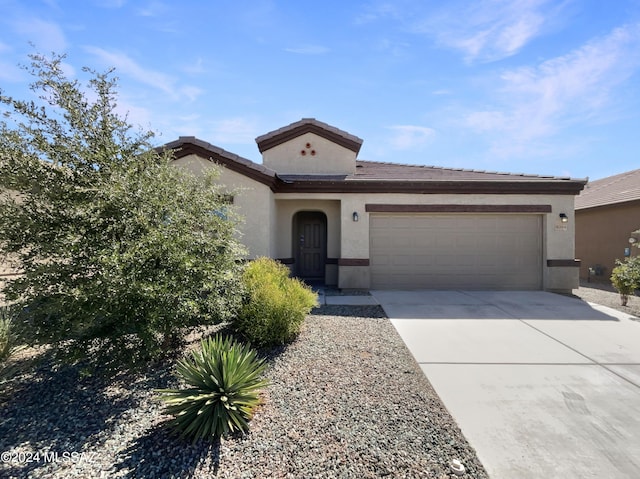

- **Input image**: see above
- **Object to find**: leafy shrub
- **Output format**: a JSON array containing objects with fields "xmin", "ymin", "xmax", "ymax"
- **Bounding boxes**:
[
  {"xmin": 0, "ymin": 52, "xmax": 245, "ymax": 370},
  {"xmin": 610, "ymin": 257, "xmax": 640, "ymax": 306},
  {"xmin": 234, "ymin": 258, "xmax": 318, "ymax": 347},
  {"xmin": 157, "ymin": 334, "xmax": 268, "ymax": 441}
]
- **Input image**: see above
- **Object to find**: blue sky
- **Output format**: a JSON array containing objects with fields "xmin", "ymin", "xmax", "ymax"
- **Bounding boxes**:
[{"xmin": 1, "ymin": 0, "xmax": 640, "ymax": 180}]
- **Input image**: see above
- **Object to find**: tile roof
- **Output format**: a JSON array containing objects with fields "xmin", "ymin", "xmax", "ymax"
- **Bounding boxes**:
[
  {"xmin": 163, "ymin": 137, "xmax": 587, "ymax": 195},
  {"xmin": 575, "ymin": 168, "xmax": 640, "ymax": 210},
  {"xmin": 352, "ymin": 160, "xmax": 574, "ymax": 181},
  {"xmin": 255, "ymin": 118, "xmax": 363, "ymax": 154},
  {"xmin": 277, "ymin": 160, "xmax": 586, "ymax": 194},
  {"xmin": 278, "ymin": 160, "xmax": 577, "ymax": 182}
]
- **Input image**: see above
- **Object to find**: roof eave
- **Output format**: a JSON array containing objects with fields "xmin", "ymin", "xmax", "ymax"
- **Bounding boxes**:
[
  {"xmin": 163, "ymin": 139, "xmax": 278, "ymax": 190},
  {"xmin": 274, "ymin": 179, "xmax": 587, "ymax": 195},
  {"xmin": 576, "ymin": 197, "xmax": 640, "ymax": 211}
]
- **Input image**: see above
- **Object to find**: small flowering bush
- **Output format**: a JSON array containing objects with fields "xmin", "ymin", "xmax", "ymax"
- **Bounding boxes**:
[{"xmin": 610, "ymin": 257, "xmax": 640, "ymax": 306}]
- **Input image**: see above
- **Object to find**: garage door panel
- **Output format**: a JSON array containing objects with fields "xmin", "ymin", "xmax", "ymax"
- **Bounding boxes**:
[{"xmin": 370, "ymin": 214, "xmax": 542, "ymax": 290}]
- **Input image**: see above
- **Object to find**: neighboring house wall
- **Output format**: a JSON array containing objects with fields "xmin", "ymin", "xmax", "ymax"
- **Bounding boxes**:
[
  {"xmin": 575, "ymin": 200, "xmax": 640, "ymax": 282},
  {"xmin": 575, "ymin": 168, "xmax": 640, "ymax": 283}
]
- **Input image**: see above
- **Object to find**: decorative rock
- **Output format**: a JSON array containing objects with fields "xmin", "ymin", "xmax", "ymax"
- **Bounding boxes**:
[
  {"xmin": 451, "ymin": 458, "xmax": 466, "ymax": 475},
  {"xmin": 0, "ymin": 305, "xmax": 489, "ymax": 478}
]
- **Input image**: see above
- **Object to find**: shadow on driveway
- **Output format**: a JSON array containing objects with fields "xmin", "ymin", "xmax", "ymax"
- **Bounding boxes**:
[{"xmin": 372, "ymin": 290, "xmax": 623, "ymax": 321}]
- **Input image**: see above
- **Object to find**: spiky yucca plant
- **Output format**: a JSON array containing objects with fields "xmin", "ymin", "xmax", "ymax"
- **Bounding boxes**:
[{"xmin": 158, "ymin": 334, "xmax": 268, "ymax": 441}]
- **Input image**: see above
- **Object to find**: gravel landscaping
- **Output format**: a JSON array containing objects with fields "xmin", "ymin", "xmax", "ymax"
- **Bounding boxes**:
[
  {"xmin": 1, "ymin": 283, "xmax": 637, "ymax": 479},
  {"xmin": 571, "ymin": 281, "xmax": 640, "ymax": 320},
  {"xmin": 0, "ymin": 304, "xmax": 488, "ymax": 479}
]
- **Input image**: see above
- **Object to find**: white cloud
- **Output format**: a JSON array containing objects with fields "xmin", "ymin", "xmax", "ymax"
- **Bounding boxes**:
[
  {"xmin": 413, "ymin": 0, "xmax": 563, "ymax": 63},
  {"xmin": 84, "ymin": 46, "xmax": 202, "ymax": 102},
  {"xmin": 436, "ymin": 0, "xmax": 555, "ymax": 61},
  {"xmin": 465, "ymin": 111, "xmax": 507, "ymax": 132},
  {"xmin": 376, "ymin": 38, "xmax": 411, "ymax": 58},
  {"xmin": 355, "ymin": 0, "xmax": 564, "ymax": 62},
  {"xmin": 13, "ymin": 18, "xmax": 67, "ymax": 52},
  {"xmin": 0, "ymin": 41, "xmax": 20, "ymax": 81},
  {"xmin": 210, "ymin": 117, "xmax": 260, "ymax": 144},
  {"xmin": 387, "ymin": 125, "xmax": 435, "ymax": 149},
  {"xmin": 93, "ymin": 0, "xmax": 127, "ymax": 8},
  {"xmin": 182, "ymin": 57, "xmax": 205, "ymax": 75},
  {"xmin": 60, "ymin": 61, "xmax": 76, "ymax": 79},
  {"xmin": 179, "ymin": 85, "xmax": 204, "ymax": 102},
  {"xmin": 0, "ymin": 61, "xmax": 23, "ymax": 82},
  {"xmin": 284, "ymin": 44, "xmax": 329, "ymax": 55},
  {"xmin": 354, "ymin": 2, "xmax": 403, "ymax": 25},
  {"xmin": 84, "ymin": 46, "xmax": 172, "ymax": 93},
  {"xmin": 137, "ymin": 2, "xmax": 169, "ymax": 17},
  {"xmin": 117, "ymin": 101, "xmax": 154, "ymax": 131},
  {"xmin": 465, "ymin": 23, "xmax": 640, "ymax": 154}
]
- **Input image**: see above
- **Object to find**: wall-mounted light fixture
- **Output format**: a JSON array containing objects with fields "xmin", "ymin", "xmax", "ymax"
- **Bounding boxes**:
[
  {"xmin": 559, "ymin": 213, "xmax": 568, "ymax": 223},
  {"xmin": 352, "ymin": 211, "xmax": 359, "ymax": 222}
]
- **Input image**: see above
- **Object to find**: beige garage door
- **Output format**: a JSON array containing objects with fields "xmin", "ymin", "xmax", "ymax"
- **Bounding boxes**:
[{"xmin": 370, "ymin": 214, "xmax": 542, "ymax": 289}]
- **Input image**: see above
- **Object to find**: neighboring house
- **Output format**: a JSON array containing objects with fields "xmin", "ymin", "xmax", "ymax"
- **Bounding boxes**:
[
  {"xmin": 575, "ymin": 168, "xmax": 640, "ymax": 282},
  {"xmin": 166, "ymin": 118, "xmax": 586, "ymax": 292}
]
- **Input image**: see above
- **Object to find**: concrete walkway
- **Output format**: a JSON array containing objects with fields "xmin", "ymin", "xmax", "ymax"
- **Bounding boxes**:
[
  {"xmin": 370, "ymin": 290, "xmax": 640, "ymax": 479},
  {"xmin": 315, "ymin": 289, "xmax": 379, "ymax": 306}
]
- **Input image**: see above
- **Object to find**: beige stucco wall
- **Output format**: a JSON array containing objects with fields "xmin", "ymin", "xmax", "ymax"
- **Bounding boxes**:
[
  {"xmin": 0, "ymin": 253, "xmax": 20, "ymax": 305},
  {"xmin": 543, "ymin": 203, "xmax": 580, "ymax": 292},
  {"xmin": 171, "ymin": 154, "xmax": 274, "ymax": 258},
  {"xmin": 262, "ymin": 133, "xmax": 357, "ymax": 175},
  {"xmin": 171, "ymin": 152, "xmax": 579, "ymax": 291},
  {"xmin": 275, "ymin": 191, "xmax": 579, "ymax": 291},
  {"xmin": 0, "ymin": 190, "xmax": 22, "ymax": 302}
]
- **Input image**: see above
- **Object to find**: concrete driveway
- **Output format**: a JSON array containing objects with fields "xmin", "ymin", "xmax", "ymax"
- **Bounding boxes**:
[{"xmin": 370, "ymin": 290, "xmax": 640, "ymax": 479}]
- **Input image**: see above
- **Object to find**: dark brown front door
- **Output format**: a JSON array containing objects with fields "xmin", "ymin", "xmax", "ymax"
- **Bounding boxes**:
[{"xmin": 295, "ymin": 212, "xmax": 326, "ymax": 280}]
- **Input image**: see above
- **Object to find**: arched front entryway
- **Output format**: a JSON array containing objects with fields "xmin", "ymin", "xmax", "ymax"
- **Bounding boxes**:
[{"xmin": 293, "ymin": 211, "xmax": 327, "ymax": 282}]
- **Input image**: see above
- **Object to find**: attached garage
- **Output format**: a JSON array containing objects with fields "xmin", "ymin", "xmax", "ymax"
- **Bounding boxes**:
[{"xmin": 370, "ymin": 213, "xmax": 543, "ymax": 290}]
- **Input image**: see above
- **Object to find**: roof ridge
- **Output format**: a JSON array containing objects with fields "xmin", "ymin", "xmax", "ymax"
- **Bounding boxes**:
[
  {"xmin": 584, "ymin": 168, "xmax": 640, "ymax": 189},
  {"xmin": 256, "ymin": 118, "xmax": 363, "ymax": 153}
]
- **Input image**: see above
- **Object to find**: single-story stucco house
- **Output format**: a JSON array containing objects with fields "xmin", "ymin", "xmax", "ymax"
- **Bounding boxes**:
[
  {"xmin": 575, "ymin": 168, "xmax": 640, "ymax": 282},
  {"xmin": 165, "ymin": 118, "xmax": 587, "ymax": 293}
]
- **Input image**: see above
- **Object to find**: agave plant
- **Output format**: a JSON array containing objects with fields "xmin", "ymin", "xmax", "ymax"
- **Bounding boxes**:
[{"xmin": 158, "ymin": 334, "xmax": 268, "ymax": 441}]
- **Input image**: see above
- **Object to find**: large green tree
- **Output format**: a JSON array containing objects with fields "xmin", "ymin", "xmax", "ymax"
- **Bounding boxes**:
[{"xmin": 0, "ymin": 53, "xmax": 245, "ymax": 370}]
